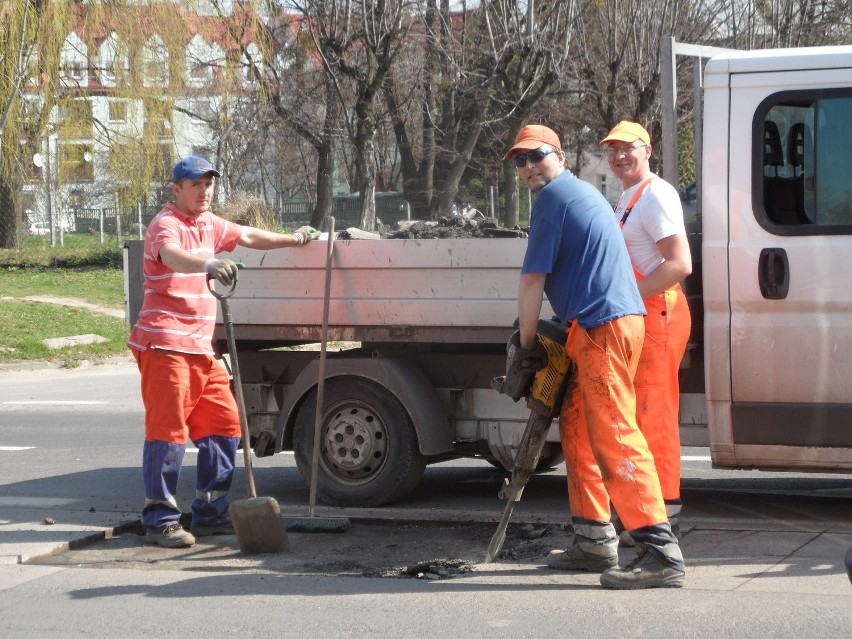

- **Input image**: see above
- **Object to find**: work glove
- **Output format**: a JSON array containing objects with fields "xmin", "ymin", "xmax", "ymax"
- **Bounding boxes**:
[
  {"xmin": 492, "ymin": 331, "xmax": 548, "ymax": 402},
  {"xmin": 293, "ymin": 226, "xmax": 321, "ymax": 245},
  {"xmin": 204, "ymin": 258, "xmax": 239, "ymax": 287}
]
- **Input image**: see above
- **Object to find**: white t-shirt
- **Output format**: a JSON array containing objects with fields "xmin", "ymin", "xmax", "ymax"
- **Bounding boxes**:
[{"xmin": 613, "ymin": 175, "xmax": 686, "ymax": 277}]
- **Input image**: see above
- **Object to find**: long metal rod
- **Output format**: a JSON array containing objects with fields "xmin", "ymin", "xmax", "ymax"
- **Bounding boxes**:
[{"xmin": 308, "ymin": 217, "xmax": 336, "ymax": 518}]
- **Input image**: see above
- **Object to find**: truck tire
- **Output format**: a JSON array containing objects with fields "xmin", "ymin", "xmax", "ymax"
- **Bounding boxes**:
[{"xmin": 293, "ymin": 376, "xmax": 426, "ymax": 507}]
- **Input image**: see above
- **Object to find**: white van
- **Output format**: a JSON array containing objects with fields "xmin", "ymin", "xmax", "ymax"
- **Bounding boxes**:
[{"xmin": 700, "ymin": 46, "xmax": 852, "ymax": 472}]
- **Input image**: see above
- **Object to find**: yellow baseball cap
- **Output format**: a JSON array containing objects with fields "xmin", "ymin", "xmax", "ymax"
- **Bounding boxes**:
[{"xmin": 600, "ymin": 121, "xmax": 651, "ymax": 145}]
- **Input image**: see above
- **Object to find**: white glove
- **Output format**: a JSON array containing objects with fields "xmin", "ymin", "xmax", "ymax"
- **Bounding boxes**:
[
  {"xmin": 293, "ymin": 226, "xmax": 321, "ymax": 245},
  {"xmin": 204, "ymin": 258, "xmax": 239, "ymax": 286}
]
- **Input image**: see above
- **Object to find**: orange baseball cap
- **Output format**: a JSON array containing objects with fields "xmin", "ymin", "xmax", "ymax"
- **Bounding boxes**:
[
  {"xmin": 506, "ymin": 125, "xmax": 562, "ymax": 158},
  {"xmin": 600, "ymin": 121, "xmax": 650, "ymax": 145}
]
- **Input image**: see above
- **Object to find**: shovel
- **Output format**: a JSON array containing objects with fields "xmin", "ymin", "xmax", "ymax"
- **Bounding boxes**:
[{"xmin": 209, "ymin": 276, "xmax": 290, "ymax": 554}]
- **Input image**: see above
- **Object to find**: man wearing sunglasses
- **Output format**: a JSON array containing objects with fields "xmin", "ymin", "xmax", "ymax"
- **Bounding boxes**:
[{"xmin": 509, "ymin": 124, "xmax": 686, "ymax": 589}]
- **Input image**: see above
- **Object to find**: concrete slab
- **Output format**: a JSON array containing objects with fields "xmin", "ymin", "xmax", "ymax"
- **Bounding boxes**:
[
  {"xmin": 0, "ymin": 507, "xmax": 137, "ymax": 564},
  {"xmin": 42, "ymin": 334, "xmax": 109, "ymax": 349}
]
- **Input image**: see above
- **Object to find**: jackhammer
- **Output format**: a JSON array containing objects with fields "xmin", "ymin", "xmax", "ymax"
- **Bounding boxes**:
[{"xmin": 484, "ymin": 318, "xmax": 573, "ymax": 562}]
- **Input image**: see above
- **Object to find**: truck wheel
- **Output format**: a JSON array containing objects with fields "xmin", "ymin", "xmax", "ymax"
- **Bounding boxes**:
[{"xmin": 293, "ymin": 377, "xmax": 426, "ymax": 507}]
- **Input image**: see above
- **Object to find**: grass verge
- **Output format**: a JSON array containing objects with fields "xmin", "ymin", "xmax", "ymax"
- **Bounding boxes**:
[
  {"xmin": 0, "ymin": 267, "xmax": 128, "ymax": 365},
  {"xmin": 0, "ymin": 234, "xmax": 125, "ymax": 268}
]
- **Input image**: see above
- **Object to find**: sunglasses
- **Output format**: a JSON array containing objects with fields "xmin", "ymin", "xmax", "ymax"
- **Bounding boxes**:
[{"xmin": 512, "ymin": 148, "xmax": 558, "ymax": 167}]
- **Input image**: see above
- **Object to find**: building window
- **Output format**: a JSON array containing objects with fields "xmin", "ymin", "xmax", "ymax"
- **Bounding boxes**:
[
  {"xmin": 56, "ymin": 99, "xmax": 93, "ymax": 137},
  {"xmin": 599, "ymin": 175, "xmax": 607, "ymax": 200},
  {"xmin": 143, "ymin": 36, "xmax": 169, "ymax": 88},
  {"xmin": 59, "ymin": 143, "xmax": 94, "ymax": 182},
  {"xmin": 99, "ymin": 32, "xmax": 129, "ymax": 88},
  {"xmin": 60, "ymin": 32, "xmax": 89, "ymax": 88},
  {"xmin": 109, "ymin": 101, "xmax": 128, "ymax": 123}
]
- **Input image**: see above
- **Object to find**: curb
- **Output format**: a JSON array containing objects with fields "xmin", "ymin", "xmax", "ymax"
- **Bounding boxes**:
[{"xmin": 0, "ymin": 354, "xmax": 135, "ymax": 374}]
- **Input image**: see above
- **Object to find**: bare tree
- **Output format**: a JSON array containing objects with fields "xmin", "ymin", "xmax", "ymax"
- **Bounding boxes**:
[
  {"xmin": 291, "ymin": 0, "xmax": 413, "ymax": 231},
  {"xmin": 383, "ymin": 0, "xmax": 576, "ymax": 225}
]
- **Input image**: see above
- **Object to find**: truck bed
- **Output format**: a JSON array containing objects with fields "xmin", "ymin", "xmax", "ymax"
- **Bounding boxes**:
[{"xmin": 221, "ymin": 237, "xmax": 547, "ymax": 345}]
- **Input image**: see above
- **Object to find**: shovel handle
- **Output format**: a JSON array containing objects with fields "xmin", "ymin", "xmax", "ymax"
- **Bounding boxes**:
[
  {"xmin": 209, "ymin": 276, "xmax": 257, "ymax": 499},
  {"xmin": 207, "ymin": 275, "xmax": 238, "ymax": 299}
]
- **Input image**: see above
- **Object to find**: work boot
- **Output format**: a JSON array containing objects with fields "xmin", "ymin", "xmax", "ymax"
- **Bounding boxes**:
[
  {"xmin": 190, "ymin": 518, "xmax": 236, "ymax": 537},
  {"xmin": 546, "ymin": 541, "xmax": 618, "ymax": 573},
  {"xmin": 618, "ymin": 520, "xmax": 681, "ymax": 548},
  {"xmin": 146, "ymin": 522, "xmax": 195, "ymax": 548},
  {"xmin": 599, "ymin": 547, "xmax": 686, "ymax": 590}
]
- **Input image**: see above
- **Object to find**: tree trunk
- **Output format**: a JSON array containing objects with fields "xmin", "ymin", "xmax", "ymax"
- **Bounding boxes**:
[
  {"xmin": 0, "ymin": 174, "xmax": 21, "ymax": 249},
  {"xmin": 502, "ymin": 160, "xmax": 519, "ymax": 228},
  {"xmin": 356, "ymin": 130, "xmax": 377, "ymax": 231},
  {"xmin": 311, "ymin": 80, "xmax": 339, "ymax": 231}
]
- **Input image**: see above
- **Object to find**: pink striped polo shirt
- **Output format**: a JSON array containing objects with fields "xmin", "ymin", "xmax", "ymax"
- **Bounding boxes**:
[{"xmin": 128, "ymin": 202, "xmax": 242, "ymax": 355}]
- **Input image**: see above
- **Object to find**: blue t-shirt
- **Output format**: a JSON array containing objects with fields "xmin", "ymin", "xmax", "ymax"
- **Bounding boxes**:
[{"xmin": 522, "ymin": 171, "xmax": 645, "ymax": 328}]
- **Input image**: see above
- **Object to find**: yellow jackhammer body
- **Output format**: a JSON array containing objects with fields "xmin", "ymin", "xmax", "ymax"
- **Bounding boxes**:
[{"xmin": 484, "ymin": 318, "xmax": 573, "ymax": 562}]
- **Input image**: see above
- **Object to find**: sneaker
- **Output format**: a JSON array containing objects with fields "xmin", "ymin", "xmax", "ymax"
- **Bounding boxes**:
[
  {"xmin": 190, "ymin": 519, "xmax": 236, "ymax": 537},
  {"xmin": 546, "ymin": 542, "xmax": 618, "ymax": 573},
  {"xmin": 599, "ymin": 549, "xmax": 686, "ymax": 590},
  {"xmin": 146, "ymin": 522, "xmax": 195, "ymax": 548}
]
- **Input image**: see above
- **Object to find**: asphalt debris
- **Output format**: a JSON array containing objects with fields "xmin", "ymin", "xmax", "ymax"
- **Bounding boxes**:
[{"xmin": 338, "ymin": 216, "xmax": 528, "ymax": 240}]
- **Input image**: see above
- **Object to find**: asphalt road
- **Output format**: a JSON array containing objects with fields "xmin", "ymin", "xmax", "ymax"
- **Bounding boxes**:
[{"xmin": 1, "ymin": 361, "xmax": 851, "ymax": 637}]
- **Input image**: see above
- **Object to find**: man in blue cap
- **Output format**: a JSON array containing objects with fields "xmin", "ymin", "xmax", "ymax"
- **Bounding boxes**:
[{"xmin": 128, "ymin": 156, "xmax": 320, "ymax": 548}]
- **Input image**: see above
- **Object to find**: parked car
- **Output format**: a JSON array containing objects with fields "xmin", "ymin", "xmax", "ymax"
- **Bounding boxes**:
[
  {"xmin": 27, "ymin": 221, "xmax": 50, "ymax": 236},
  {"xmin": 680, "ymin": 180, "xmax": 698, "ymax": 225}
]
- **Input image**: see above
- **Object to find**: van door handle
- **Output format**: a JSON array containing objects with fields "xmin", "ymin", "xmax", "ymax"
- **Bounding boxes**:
[{"xmin": 758, "ymin": 248, "xmax": 790, "ymax": 299}]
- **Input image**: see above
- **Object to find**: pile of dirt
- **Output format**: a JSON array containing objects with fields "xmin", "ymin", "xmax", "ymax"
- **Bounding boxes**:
[{"xmin": 339, "ymin": 216, "xmax": 529, "ymax": 240}]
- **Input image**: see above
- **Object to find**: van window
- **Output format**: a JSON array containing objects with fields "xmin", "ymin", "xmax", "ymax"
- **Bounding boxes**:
[{"xmin": 757, "ymin": 92, "xmax": 852, "ymax": 231}]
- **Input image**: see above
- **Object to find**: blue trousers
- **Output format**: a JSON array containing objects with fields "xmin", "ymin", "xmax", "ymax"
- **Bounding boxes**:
[{"xmin": 142, "ymin": 435, "xmax": 239, "ymax": 531}]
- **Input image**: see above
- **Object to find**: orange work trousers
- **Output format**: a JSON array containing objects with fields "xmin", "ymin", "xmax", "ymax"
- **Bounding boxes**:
[
  {"xmin": 133, "ymin": 348, "xmax": 241, "ymax": 443},
  {"xmin": 634, "ymin": 283, "xmax": 691, "ymax": 504},
  {"xmin": 559, "ymin": 314, "xmax": 668, "ymax": 530}
]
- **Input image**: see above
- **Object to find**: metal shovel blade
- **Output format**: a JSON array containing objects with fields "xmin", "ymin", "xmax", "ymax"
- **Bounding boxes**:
[{"xmin": 230, "ymin": 496, "xmax": 290, "ymax": 554}]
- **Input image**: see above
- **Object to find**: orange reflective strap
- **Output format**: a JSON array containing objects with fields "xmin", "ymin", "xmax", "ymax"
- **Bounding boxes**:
[{"xmin": 617, "ymin": 177, "xmax": 655, "ymax": 229}]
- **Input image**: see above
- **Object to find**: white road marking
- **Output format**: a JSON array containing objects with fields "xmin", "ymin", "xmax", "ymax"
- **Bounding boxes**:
[
  {"xmin": 0, "ymin": 446, "xmax": 35, "ymax": 451},
  {"xmin": 0, "ymin": 496, "xmax": 76, "ymax": 507},
  {"xmin": 682, "ymin": 455, "xmax": 711, "ymax": 461},
  {"xmin": 2, "ymin": 401, "xmax": 107, "ymax": 406}
]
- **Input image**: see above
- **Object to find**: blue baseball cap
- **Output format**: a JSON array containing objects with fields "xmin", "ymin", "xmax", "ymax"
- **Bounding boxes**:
[{"xmin": 172, "ymin": 156, "xmax": 221, "ymax": 182}]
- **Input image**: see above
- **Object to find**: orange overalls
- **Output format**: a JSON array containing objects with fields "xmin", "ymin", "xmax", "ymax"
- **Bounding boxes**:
[
  {"xmin": 560, "ymin": 177, "xmax": 689, "ymax": 532},
  {"xmin": 634, "ymin": 276, "xmax": 691, "ymax": 519},
  {"xmin": 560, "ymin": 315, "xmax": 669, "ymax": 532}
]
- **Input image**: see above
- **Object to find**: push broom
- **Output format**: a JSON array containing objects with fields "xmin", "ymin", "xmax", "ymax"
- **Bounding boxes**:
[{"xmin": 285, "ymin": 216, "xmax": 351, "ymax": 533}]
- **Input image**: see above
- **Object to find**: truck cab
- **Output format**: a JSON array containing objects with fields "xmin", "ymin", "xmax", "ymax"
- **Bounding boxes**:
[{"xmin": 701, "ymin": 46, "xmax": 852, "ymax": 472}]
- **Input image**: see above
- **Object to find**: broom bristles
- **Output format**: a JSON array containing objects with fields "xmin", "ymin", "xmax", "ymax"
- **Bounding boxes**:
[{"xmin": 284, "ymin": 517, "xmax": 351, "ymax": 533}]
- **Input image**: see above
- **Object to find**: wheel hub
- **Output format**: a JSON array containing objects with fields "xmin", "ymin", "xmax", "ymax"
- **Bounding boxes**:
[{"xmin": 322, "ymin": 405, "xmax": 388, "ymax": 481}]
